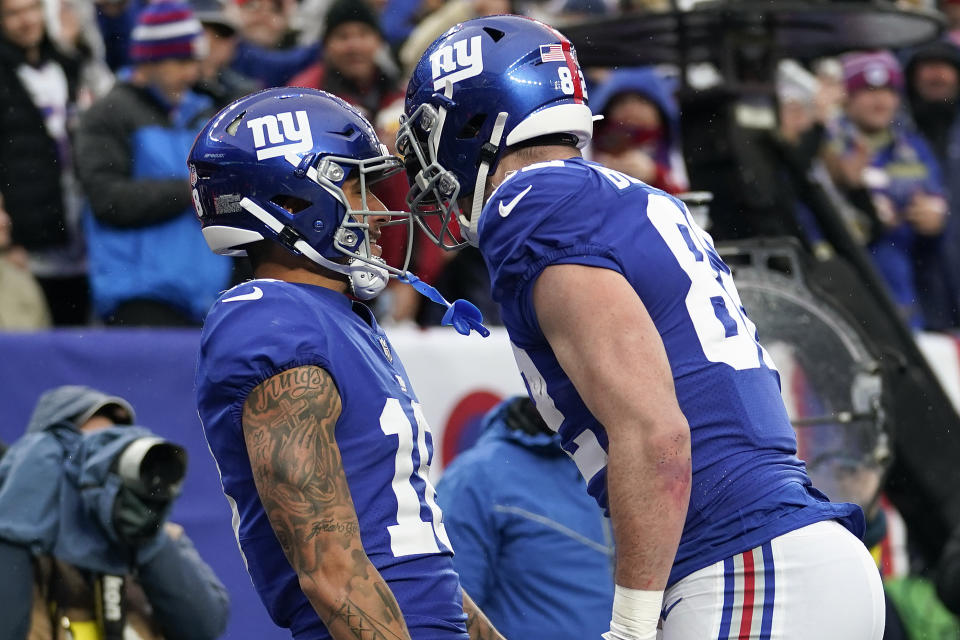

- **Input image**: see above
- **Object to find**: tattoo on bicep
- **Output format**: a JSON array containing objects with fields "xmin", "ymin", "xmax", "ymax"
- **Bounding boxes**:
[{"xmin": 243, "ymin": 366, "xmax": 362, "ymax": 573}]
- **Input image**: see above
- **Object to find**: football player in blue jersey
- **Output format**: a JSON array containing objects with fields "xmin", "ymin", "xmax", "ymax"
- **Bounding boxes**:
[
  {"xmin": 399, "ymin": 16, "xmax": 885, "ymax": 640},
  {"xmin": 189, "ymin": 88, "xmax": 500, "ymax": 640}
]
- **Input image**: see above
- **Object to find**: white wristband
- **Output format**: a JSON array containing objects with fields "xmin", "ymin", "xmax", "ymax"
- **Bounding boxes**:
[{"xmin": 601, "ymin": 585, "xmax": 663, "ymax": 640}]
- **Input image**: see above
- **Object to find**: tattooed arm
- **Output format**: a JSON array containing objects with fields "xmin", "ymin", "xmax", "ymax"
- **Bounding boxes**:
[
  {"xmin": 462, "ymin": 591, "xmax": 505, "ymax": 640},
  {"xmin": 243, "ymin": 365, "xmax": 412, "ymax": 640}
]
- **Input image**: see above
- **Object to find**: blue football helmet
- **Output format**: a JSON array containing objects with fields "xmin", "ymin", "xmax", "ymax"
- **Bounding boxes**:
[
  {"xmin": 188, "ymin": 88, "xmax": 410, "ymax": 300},
  {"xmin": 398, "ymin": 15, "xmax": 593, "ymax": 249}
]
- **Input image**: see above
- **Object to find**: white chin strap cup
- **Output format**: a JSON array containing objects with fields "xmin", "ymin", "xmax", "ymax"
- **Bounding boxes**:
[{"xmin": 348, "ymin": 257, "xmax": 388, "ymax": 300}]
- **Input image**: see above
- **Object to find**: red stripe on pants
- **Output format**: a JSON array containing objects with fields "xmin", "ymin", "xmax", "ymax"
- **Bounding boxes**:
[{"xmin": 739, "ymin": 550, "xmax": 755, "ymax": 639}]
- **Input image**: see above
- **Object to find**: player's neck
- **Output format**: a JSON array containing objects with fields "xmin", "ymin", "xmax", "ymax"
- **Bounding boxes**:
[
  {"xmin": 253, "ymin": 261, "xmax": 349, "ymax": 294},
  {"xmin": 487, "ymin": 145, "xmax": 581, "ymax": 196}
]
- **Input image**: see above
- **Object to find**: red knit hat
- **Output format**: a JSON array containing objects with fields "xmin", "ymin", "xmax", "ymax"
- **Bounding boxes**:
[
  {"xmin": 841, "ymin": 51, "xmax": 903, "ymax": 95},
  {"xmin": 129, "ymin": 1, "xmax": 205, "ymax": 64}
]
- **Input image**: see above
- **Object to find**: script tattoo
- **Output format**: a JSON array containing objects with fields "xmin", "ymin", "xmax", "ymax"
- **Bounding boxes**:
[{"xmin": 243, "ymin": 366, "xmax": 413, "ymax": 640}]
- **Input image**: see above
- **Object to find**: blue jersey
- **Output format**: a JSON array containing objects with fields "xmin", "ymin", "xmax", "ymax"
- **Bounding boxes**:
[
  {"xmin": 196, "ymin": 280, "xmax": 468, "ymax": 639},
  {"xmin": 478, "ymin": 158, "xmax": 864, "ymax": 586}
]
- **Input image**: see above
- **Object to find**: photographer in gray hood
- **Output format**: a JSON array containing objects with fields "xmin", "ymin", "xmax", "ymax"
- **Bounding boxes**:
[{"xmin": 0, "ymin": 385, "xmax": 229, "ymax": 640}]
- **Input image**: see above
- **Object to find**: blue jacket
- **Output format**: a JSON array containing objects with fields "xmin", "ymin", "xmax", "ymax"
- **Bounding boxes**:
[
  {"xmin": 76, "ymin": 83, "xmax": 231, "ymax": 322},
  {"xmin": 436, "ymin": 400, "xmax": 614, "ymax": 640},
  {"xmin": 0, "ymin": 385, "xmax": 229, "ymax": 640}
]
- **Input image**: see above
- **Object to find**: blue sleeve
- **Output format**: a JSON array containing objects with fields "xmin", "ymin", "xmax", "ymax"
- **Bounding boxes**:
[
  {"xmin": 480, "ymin": 166, "xmax": 625, "ymax": 343},
  {"xmin": 379, "ymin": 0, "xmax": 422, "ymax": 47},
  {"xmin": 231, "ymin": 41, "xmax": 319, "ymax": 87},
  {"xmin": 436, "ymin": 457, "xmax": 499, "ymax": 608},
  {"xmin": 198, "ymin": 284, "xmax": 335, "ymax": 434},
  {"xmin": 138, "ymin": 529, "xmax": 230, "ymax": 640}
]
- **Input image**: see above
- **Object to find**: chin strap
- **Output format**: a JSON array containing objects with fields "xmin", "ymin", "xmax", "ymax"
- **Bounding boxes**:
[
  {"xmin": 399, "ymin": 273, "xmax": 490, "ymax": 337},
  {"xmin": 459, "ymin": 111, "xmax": 509, "ymax": 247},
  {"xmin": 240, "ymin": 197, "xmax": 388, "ymax": 300},
  {"xmin": 240, "ymin": 197, "xmax": 489, "ymax": 333}
]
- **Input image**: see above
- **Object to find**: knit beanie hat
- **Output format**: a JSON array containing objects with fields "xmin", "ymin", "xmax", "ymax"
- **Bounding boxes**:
[
  {"xmin": 323, "ymin": 0, "xmax": 381, "ymax": 42},
  {"xmin": 129, "ymin": 0, "xmax": 206, "ymax": 64},
  {"xmin": 841, "ymin": 51, "xmax": 904, "ymax": 95}
]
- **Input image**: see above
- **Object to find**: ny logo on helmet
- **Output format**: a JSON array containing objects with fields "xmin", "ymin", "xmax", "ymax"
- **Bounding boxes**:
[
  {"xmin": 246, "ymin": 110, "xmax": 313, "ymax": 161},
  {"xmin": 430, "ymin": 35, "xmax": 483, "ymax": 90}
]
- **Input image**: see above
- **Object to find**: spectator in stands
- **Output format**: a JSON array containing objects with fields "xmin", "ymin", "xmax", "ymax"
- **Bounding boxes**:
[
  {"xmin": 94, "ymin": 0, "xmax": 142, "ymax": 72},
  {"xmin": 54, "ymin": 0, "xmax": 115, "ymax": 104},
  {"xmin": 289, "ymin": 0, "xmax": 402, "ymax": 119},
  {"xmin": 0, "ymin": 385, "xmax": 229, "ymax": 639},
  {"xmin": 226, "ymin": 0, "xmax": 318, "ymax": 88},
  {"xmin": 775, "ymin": 59, "xmax": 872, "ymax": 259},
  {"xmin": 437, "ymin": 396, "xmax": 613, "ymax": 640},
  {"xmin": 0, "ymin": 195, "xmax": 51, "ymax": 330},
  {"xmin": 378, "ymin": 0, "xmax": 428, "ymax": 51},
  {"xmin": 0, "ymin": 0, "xmax": 89, "ymax": 325},
  {"xmin": 225, "ymin": 0, "xmax": 295, "ymax": 49},
  {"xmin": 75, "ymin": 0, "xmax": 232, "ymax": 326},
  {"xmin": 399, "ymin": 0, "xmax": 511, "ymax": 78},
  {"xmin": 193, "ymin": 0, "xmax": 258, "ymax": 108},
  {"xmin": 588, "ymin": 68, "xmax": 688, "ymax": 195},
  {"xmin": 905, "ymin": 40, "xmax": 960, "ymax": 329},
  {"xmin": 824, "ymin": 51, "xmax": 949, "ymax": 330},
  {"xmin": 942, "ymin": 0, "xmax": 960, "ymax": 42}
]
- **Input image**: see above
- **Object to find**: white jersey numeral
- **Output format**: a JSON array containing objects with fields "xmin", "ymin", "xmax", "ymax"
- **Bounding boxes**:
[
  {"xmin": 380, "ymin": 398, "xmax": 449, "ymax": 557},
  {"xmin": 646, "ymin": 194, "xmax": 775, "ymax": 371}
]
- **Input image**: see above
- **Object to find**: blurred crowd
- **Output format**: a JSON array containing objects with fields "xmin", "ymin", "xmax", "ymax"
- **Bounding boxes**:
[{"xmin": 4, "ymin": 0, "xmax": 960, "ymax": 334}]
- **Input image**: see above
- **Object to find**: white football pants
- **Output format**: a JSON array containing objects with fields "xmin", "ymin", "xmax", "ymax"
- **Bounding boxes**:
[{"xmin": 658, "ymin": 520, "xmax": 885, "ymax": 639}]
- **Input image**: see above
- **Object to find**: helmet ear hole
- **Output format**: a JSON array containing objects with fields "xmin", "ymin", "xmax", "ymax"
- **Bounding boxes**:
[
  {"xmin": 270, "ymin": 195, "xmax": 312, "ymax": 214},
  {"xmin": 225, "ymin": 111, "xmax": 246, "ymax": 136},
  {"xmin": 457, "ymin": 113, "xmax": 488, "ymax": 139}
]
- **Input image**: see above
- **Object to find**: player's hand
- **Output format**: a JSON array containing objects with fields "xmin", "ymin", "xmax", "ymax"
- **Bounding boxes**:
[{"xmin": 905, "ymin": 192, "xmax": 947, "ymax": 236}]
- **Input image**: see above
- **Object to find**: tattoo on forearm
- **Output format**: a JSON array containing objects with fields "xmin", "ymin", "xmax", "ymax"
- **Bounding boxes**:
[
  {"xmin": 243, "ymin": 366, "xmax": 354, "ymax": 573},
  {"xmin": 243, "ymin": 366, "xmax": 412, "ymax": 640},
  {"xmin": 374, "ymin": 582, "xmax": 403, "ymax": 624},
  {"xmin": 332, "ymin": 597, "xmax": 408, "ymax": 640},
  {"xmin": 306, "ymin": 519, "xmax": 362, "ymax": 540}
]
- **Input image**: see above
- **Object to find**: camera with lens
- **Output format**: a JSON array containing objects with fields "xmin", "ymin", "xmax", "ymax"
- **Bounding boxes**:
[
  {"xmin": 105, "ymin": 434, "xmax": 188, "ymax": 547},
  {"xmin": 114, "ymin": 436, "xmax": 187, "ymax": 501}
]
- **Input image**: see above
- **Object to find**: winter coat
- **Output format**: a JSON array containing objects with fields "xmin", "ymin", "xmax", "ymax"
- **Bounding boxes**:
[
  {"xmin": 436, "ymin": 399, "xmax": 614, "ymax": 640},
  {"xmin": 74, "ymin": 82, "xmax": 231, "ymax": 321},
  {"xmin": 0, "ymin": 36, "xmax": 79, "ymax": 250}
]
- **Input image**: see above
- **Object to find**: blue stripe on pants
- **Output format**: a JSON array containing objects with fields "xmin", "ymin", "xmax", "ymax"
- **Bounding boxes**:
[
  {"xmin": 717, "ymin": 555, "xmax": 735, "ymax": 639},
  {"xmin": 760, "ymin": 542, "xmax": 775, "ymax": 639}
]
